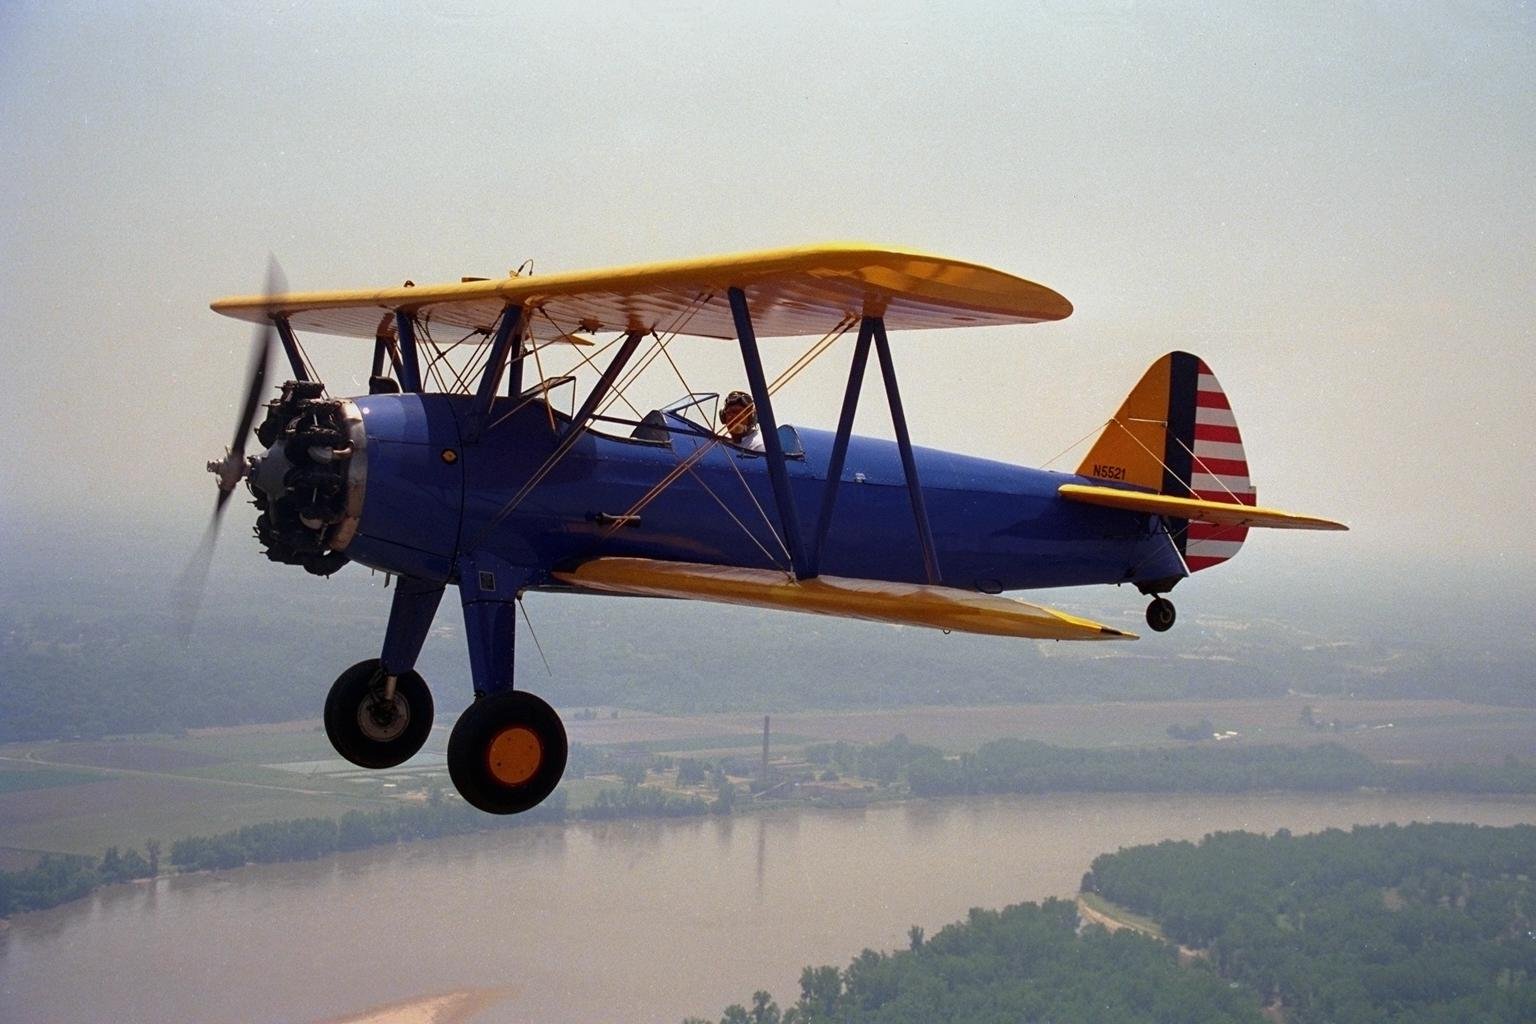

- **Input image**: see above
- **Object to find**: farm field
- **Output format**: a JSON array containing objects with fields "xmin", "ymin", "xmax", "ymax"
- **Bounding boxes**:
[
  {"xmin": 568, "ymin": 698, "xmax": 1536, "ymax": 762},
  {"xmin": 4, "ymin": 697, "xmax": 1535, "ymax": 861}
]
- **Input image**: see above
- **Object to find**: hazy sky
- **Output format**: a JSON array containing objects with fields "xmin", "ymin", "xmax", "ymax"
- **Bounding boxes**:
[{"xmin": 2, "ymin": 2, "xmax": 1532, "ymax": 611}]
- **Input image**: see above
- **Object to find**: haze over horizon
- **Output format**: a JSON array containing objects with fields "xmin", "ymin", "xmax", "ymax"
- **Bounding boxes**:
[{"xmin": 3, "ymin": 3, "xmax": 1532, "ymax": 648}]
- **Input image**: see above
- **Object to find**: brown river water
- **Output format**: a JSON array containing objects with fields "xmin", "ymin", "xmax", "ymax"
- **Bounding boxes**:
[{"xmin": 4, "ymin": 792, "xmax": 1535, "ymax": 1023}]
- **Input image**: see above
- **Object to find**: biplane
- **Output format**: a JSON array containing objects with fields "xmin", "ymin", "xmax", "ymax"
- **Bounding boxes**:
[{"xmin": 204, "ymin": 244, "xmax": 1345, "ymax": 814}]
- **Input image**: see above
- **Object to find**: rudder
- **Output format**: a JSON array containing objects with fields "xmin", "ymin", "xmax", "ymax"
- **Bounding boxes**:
[{"xmin": 1076, "ymin": 352, "xmax": 1254, "ymax": 572}]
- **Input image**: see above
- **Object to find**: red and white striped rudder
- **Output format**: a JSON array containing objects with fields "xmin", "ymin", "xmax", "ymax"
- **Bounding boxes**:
[
  {"xmin": 1183, "ymin": 358, "xmax": 1253, "ymax": 572},
  {"xmin": 1075, "ymin": 351, "xmax": 1254, "ymax": 573}
]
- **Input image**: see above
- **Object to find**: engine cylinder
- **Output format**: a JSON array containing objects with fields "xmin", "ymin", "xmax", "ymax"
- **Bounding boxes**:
[{"xmin": 247, "ymin": 382, "xmax": 366, "ymax": 576}]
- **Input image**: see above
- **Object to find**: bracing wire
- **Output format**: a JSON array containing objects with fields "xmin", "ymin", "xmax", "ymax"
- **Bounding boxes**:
[
  {"xmin": 597, "ymin": 291, "xmax": 714, "ymax": 419},
  {"xmin": 466, "ymin": 300, "xmax": 847, "ymax": 562},
  {"xmin": 517, "ymin": 598, "xmax": 553, "ymax": 677},
  {"xmin": 1171, "ymin": 436, "xmax": 1247, "ymax": 504},
  {"xmin": 717, "ymin": 449, "xmax": 795, "ymax": 569},
  {"xmin": 595, "ymin": 316, "xmax": 856, "ymax": 552},
  {"xmin": 1110, "ymin": 420, "xmax": 1197, "ymax": 498},
  {"xmin": 1039, "ymin": 419, "xmax": 1113, "ymax": 471},
  {"xmin": 684, "ymin": 465, "xmax": 788, "ymax": 570},
  {"xmin": 471, "ymin": 297, "xmax": 715, "ymax": 547},
  {"xmin": 463, "ymin": 328, "xmax": 643, "ymax": 550},
  {"xmin": 536, "ymin": 309, "xmax": 646, "ymax": 421},
  {"xmin": 527, "ymin": 319, "xmax": 558, "ymax": 434},
  {"xmin": 290, "ymin": 332, "xmax": 326, "ymax": 395}
]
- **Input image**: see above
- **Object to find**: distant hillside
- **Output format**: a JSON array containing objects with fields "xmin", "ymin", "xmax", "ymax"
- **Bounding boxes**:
[{"xmin": 2, "ymin": 528, "xmax": 1532, "ymax": 741}]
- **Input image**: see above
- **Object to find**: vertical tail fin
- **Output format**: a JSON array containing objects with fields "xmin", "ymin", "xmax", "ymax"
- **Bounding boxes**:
[{"xmin": 1076, "ymin": 352, "xmax": 1255, "ymax": 572}]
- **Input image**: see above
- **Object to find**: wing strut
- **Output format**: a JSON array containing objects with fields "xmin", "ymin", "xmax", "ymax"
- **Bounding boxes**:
[
  {"xmin": 393, "ymin": 311, "xmax": 424, "ymax": 392},
  {"xmin": 730, "ymin": 286, "xmax": 811, "ymax": 579},
  {"xmin": 466, "ymin": 305, "xmax": 524, "ymax": 441},
  {"xmin": 560, "ymin": 329, "xmax": 645, "ymax": 442},
  {"xmin": 806, "ymin": 316, "xmax": 941, "ymax": 585},
  {"xmin": 274, "ymin": 316, "xmax": 310, "ymax": 382},
  {"xmin": 809, "ymin": 318, "xmax": 873, "ymax": 577},
  {"xmin": 871, "ymin": 317, "xmax": 940, "ymax": 585}
]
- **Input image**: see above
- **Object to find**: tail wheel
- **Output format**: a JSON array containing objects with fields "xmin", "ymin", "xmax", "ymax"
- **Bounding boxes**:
[
  {"xmin": 324, "ymin": 659, "xmax": 434, "ymax": 769},
  {"xmin": 1146, "ymin": 597, "xmax": 1177, "ymax": 632},
  {"xmin": 448, "ymin": 690, "xmax": 568, "ymax": 815}
]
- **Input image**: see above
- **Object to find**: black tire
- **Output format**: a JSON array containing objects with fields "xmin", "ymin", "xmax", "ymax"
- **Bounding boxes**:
[
  {"xmin": 1146, "ymin": 597, "xmax": 1177, "ymax": 633},
  {"xmin": 324, "ymin": 659, "xmax": 434, "ymax": 769},
  {"xmin": 447, "ymin": 690, "xmax": 568, "ymax": 815}
]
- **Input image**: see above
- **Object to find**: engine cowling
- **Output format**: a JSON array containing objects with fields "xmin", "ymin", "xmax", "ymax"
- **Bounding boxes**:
[{"xmin": 247, "ymin": 381, "xmax": 366, "ymax": 576}]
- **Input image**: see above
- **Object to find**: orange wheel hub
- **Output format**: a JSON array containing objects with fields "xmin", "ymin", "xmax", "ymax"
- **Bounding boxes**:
[{"xmin": 487, "ymin": 726, "xmax": 543, "ymax": 786}]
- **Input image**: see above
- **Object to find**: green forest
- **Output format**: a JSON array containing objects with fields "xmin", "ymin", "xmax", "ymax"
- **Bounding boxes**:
[
  {"xmin": 686, "ymin": 898, "xmax": 1262, "ymax": 1024},
  {"xmin": 700, "ymin": 824, "xmax": 1536, "ymax": 1024},
  {"xmin": 1085, "ymin": 823, "xmax": 1536, "ymax": 1023}
]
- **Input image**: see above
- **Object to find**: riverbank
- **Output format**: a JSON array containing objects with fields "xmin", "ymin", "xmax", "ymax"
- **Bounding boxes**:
[
  {"xmin": 1076, "ymin": 891, "xmax": 1206, "ymax": 965},
  {"xmin": 14, "ymin": 721, "xmax": 1536, "ymax": 919},
  {"xmin": 8, "ymin": 792, "xmax": 1536, "ymax": 1024},
  {"xmin": 8, "ymin": 697, "xmax": 1536, "ymax": 860}
]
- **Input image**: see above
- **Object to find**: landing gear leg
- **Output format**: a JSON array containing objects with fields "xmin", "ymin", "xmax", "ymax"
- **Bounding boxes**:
[
  {"xmin": 447, "ymin": 555, "xmax": 567, "ymax": 815},
  {"xmin": 1146, "ymin": 596, "xmax": 1177, "ymax": 632},
  {"xmin": 380, "ymin": 576, "xmax": 445, "ymax": 677}
]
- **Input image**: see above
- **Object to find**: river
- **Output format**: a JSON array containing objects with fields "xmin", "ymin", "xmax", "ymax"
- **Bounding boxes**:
[{"xmin": 4, "ymin": 792, "xmax": 1535, "ymax": 1023}]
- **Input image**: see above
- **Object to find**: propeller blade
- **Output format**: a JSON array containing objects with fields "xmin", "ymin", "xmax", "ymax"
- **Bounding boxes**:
[
  {"xmin": 180, "ymin": 257, "xmax": 286, "ymax": 631},
  {"xmin": 229, "ymin": 257, "xmax": 284, "ymax": 462},
  {"xmin": 173, "ymin": 516, "xmax": 221, "ymax": 636}
]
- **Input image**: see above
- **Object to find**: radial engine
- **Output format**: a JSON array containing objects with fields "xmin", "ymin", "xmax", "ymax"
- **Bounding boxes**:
[{"xmin": 244, "ymin": 380, "xmax": 366, "ymax": 576}]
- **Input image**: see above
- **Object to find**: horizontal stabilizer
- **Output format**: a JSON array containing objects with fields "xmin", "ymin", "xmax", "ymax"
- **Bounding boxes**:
[
  {"xmin": 553, "ymin": 558, "xmax": 1136, "ymax": 641},
  {"xmin": 1058, "ymin": 484, "xmax": 1347, "ymax": 531}
]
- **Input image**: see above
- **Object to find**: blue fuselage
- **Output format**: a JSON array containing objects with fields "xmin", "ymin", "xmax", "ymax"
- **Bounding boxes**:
[{"xmin": 343, "ymin": 394, "xmax": 1185, "ymax": 595}]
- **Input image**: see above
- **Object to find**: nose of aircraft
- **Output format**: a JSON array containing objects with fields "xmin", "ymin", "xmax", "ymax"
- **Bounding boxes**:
[
  {"xmin": 342, "ymin": 393, "xmax": 465, "ymax": 581},
  {"xmin": 246, "ymin": 382, "xmax": 367, "ymax": 576}
]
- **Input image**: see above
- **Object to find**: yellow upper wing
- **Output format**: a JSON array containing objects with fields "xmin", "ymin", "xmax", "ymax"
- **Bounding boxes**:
[
  {"xmin": 210, "ymin": 243, "xmax": 1072, "ymax": 341},
  {"xmin": 553, "ymin": 558, "xmax": 1134, "ymax": 641}
]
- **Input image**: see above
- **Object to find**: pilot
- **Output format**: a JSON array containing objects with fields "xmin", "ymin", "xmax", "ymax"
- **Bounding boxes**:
[{"xmin": 719, "ymin": 390, "xmax": 766, "ymax": 451}]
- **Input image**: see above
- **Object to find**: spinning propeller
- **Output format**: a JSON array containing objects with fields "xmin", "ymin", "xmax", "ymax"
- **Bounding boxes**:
[
  {"xmin": 177, "ymin": 259, "xmax": 285, "ymax": 625},
  {"xmin": 205, "ymin": 258, "xmax": 283, "ymax": 514}
]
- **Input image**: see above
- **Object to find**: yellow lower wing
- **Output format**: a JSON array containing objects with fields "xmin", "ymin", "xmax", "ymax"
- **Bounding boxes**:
[
  {"xmin": 1058, "ymin": 484, "xmax": 1347, "ymax": 531},
  {"xmin": 553, "ymin": 558, "xmax": 1135, "ymax": 641}
]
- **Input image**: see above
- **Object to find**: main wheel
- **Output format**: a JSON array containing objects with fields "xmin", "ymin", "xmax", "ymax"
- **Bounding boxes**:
[
  {"xmin": 1146, "ymin": 597, "xmax": 1177, "ymax": 632},
  {"xmin": 324, "ymin": 659, "xmax": 434, "ymax": 769},
  {"xmin": 447, "ymin": 690, "xmax": 568, "ymax": 815}
]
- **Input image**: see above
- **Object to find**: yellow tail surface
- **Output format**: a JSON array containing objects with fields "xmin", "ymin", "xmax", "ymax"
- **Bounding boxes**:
[{"xmin": 1076, "ymin": 352, "xmax": 1256, "ymax": 572}]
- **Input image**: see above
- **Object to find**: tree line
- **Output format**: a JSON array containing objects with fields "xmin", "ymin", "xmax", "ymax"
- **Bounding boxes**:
[
  {"xmin": 12, "ymin": 734, "xmax": 1536, "ymax": 919},
  {"xmin": 686, "ymin": 898, "xmax": 1263, "ymax": 1024},
  {"xmin": 1084, "ymin": 823, "xmax": 1536, "ymax": 1022},
  {"xmin": 809, "ymin": 735, "xmax": 1536, "ymax": 798},
  {"xmin": 1, "ymin": 776, "xmax": 720, "ymax": 916},
  {"xmin": 698, "ymin": 824, "xmax": 1536, "ymax": 1023},
  {"xmin": 0, "ymin": 842, "xmax": 160, "ymax": 918}
]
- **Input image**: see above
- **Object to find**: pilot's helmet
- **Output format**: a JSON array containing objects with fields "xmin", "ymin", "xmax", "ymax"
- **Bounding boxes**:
[{"xmin": 720, "ymin": 390, "xmax": 755, "ymax": 425}]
